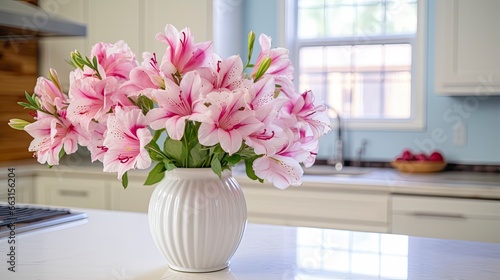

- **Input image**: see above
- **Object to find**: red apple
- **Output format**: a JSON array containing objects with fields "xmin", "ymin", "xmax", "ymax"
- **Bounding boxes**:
[
  {"xmin": 428, "ymin": 151, "xmax": 444, "ymax": 162},
  {"xmin": 414, "ymin": 153, "xmax": 428, "ymax": 161},
  {"xmin": 400, "ymin": 149, "xmax": 415, "ymax": 161}
]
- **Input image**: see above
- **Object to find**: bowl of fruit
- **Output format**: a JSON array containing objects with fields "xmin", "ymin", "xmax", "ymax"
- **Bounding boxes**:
[{"xmin": 391, "ymin": 149, "xmax": 447, "ymax": 173}]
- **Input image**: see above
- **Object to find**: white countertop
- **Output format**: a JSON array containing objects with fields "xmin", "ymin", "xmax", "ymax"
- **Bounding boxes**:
[
  {"xmin": 1, "ymin": 208, "xmax": 500, "ymax": 279},
  {"xmin": 3, "ymin": 162, "xmax": 500, "ymax": 199},
  {"xmin": 236, "ymin": 166, "xmax": 500, "ymax": 199}
]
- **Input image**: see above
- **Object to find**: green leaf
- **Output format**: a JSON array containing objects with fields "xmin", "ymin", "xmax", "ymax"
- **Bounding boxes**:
[
  {"xmin": 92, "ymin": 56, "xmax": 98, "ymax": 69},
  {"xmin": 211, "ymin": 157, "xmax": 222, "ymax": 179},
  {"xmin": 25, "ymin": 91, "xmax": 35, "ymax": 104},
  {"xmin": 226, "ymin": 154, "xmax": 241, "ymax": 165},
  {"xmin": 213, "ymin": 144, "xmax": 224, "ymax": 155},
  {"xmin": 190, "ymin": 143, "xmax": 208, "ymax": 167},
  {"xmin": 146, "ymin": 141, "xmax": 167, "ymax": 161},
  {"xmin": 17, "ymin": 102, "xmax": 37, "ymax": 111},
  {"xmin": 70, "ymin": 51, "xmax": 85, "ymax": 69},
  {"xmin": 163, "ymin": 159, "xmax": 177, "ymax": 171},
  {"xmin": 137, "ymin": 95, "xmax": 155, "ymax": 115},
  {"xmin": 245, "ymin": 158, "xmax": 263, "ymax": 182},
  {"xmin": 152, "ymin": 129, "xmax": 165, "ymax": 142},
  {"xmin": 58, "ymin": 148, "xmax": 66, "ymax": 160},
  {"xmin": 121, "ymin": 172, "xmax": 129, "ymax": 189},
  {"xmin": 144, "ymin": 162, "xmax": 166, "ymax": 185},
  {"xmin": 164, "ymin": 137, "xmax": 183, "ymax": 164}
]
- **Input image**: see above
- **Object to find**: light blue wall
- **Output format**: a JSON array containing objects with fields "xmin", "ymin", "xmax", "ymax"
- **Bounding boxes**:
[{"xmin": 243, "ymin": 0, "xmax": 500, "ymax": 164}]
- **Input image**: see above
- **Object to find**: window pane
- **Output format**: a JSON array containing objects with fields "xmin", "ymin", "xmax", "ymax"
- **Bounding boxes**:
[
  {"xmin": 298, "ymin": 1, "xmax": 324, "ymax": 38},
  {"xmin": 386, "ymin": 0, "xmax": 417, "ymax": 34},
  {"xmin": 355, "ymin": 0, "xmax": 384, "ymax": 36},
  {"xmin": 385, "ymin": 44, "xmax": 412, "ymax": 66},
  {"xmin": 299, "ymin": 44, "xmax": 412, "ymax": 119},
  {"xmin": 325, "ymin": 3, "xmax": 355, "ymax": 37},
  {"xmin": 298, "ymin": 0, "xmax": 417, "ymax": 38},
  {"xmin": 300, "ymin": 73, "xmax": 327, "ymax": 101},
  {"xmin": 353, "ymin": 72, "xmax": 383, "ymax": 118},
  {"xmin": 325, "ymin": 46, "xmax": 351, "ymax": 69},
  {"xmin": 298, "ymin": 0, "xmax": 325, "ymax": 8},
  {"xmin": 300, "ymin": 47, "xmax": 324, "ymax": 69},
  {"xmin": 353, "ymin": 45, "xmax": 383, "ymax": 69},
  {"xmin": 384, "ymin": 71, "xmax": 411, "ymax": 118}
]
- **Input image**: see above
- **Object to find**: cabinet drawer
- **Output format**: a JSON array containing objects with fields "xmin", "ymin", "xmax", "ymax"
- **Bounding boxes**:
[
  {"xmin": 242, "ymin": 183, "xmax": 389, "ymax": 233},
  {"xmin": 392, "ymin": 195, "xmax": 500, "ymax": 218},
  {"xmin": 392, "ymin": 195, "xmax": 500, "ymax": 243},
  {"xmin": 36, "ymin": 176, "xmax": 108, "ymax": 209}
]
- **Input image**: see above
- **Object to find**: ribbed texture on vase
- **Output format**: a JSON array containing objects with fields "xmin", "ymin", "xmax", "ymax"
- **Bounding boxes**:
[{"xmin": 148, "ymin": 168, "xmax": 247, "ymax": 272}]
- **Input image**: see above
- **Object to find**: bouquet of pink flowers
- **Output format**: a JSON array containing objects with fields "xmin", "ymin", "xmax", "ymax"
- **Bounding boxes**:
[{"xmin": 9, "ymin": 24, "xmax": 331, "ymax": 189}]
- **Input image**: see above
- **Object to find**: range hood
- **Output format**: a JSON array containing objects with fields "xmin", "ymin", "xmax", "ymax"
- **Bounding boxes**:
[{"xmin": 0, "ymin": 1, "xmax": 86, "ymax": 40}]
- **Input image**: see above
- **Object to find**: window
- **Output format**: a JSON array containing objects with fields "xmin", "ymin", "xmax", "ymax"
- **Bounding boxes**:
[{"xmin": 286, "ymin": 0, "xmax": 425, "ymax": 130}]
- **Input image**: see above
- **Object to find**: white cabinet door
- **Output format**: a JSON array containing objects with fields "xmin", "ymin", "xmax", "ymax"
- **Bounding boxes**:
[
  {"xmin": 391, "ymin": 195, "xmax": 500, "ymax": 243},
  {"xmin": 434, "ymin": 0, "xmax": 500, "ymax": 95},
  {"xmin": 110, "ymin": 178, "xmax": 154, "ymax": 213}
]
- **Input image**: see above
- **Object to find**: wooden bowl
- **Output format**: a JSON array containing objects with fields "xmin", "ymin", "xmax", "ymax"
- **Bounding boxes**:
[{"xmin": 391, "ymin": 161, "xmax": 447, "ymax": 173}]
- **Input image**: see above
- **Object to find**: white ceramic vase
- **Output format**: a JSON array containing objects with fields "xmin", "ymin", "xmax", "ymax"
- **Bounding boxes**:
[{"xmin": 148, "ymin": 168, "xmax": 247, "ymax": 273}]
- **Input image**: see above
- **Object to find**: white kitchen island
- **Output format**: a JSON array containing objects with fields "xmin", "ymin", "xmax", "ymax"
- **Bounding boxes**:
[{"xmin": 0, "ymin": 208, "xmax": 499, "ymax": 280}]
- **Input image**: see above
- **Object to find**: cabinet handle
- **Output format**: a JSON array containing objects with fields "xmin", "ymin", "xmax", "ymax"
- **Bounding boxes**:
[
  {"xmin": 58, "ymin": 189, "xmax": 89, "ymax": 197},
  {"xmin": 412, "ymin": 212, "xmax": 466, "ymax": 219}
]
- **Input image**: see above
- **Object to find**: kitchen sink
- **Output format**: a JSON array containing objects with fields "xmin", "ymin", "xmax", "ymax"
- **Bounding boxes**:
[{"xmin": 303, "ymin": 165, "xmax": 372, "ymax": 176}]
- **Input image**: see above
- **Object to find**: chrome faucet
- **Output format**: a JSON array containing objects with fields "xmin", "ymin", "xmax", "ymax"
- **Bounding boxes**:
[{"xmin": 326, "ymin": 106, "xmax": 343, "ymax": 171}]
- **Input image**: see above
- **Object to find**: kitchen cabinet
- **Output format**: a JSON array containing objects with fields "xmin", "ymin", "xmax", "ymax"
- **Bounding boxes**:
[
  {"xmin": 0, "ymin": 173, "xmax": 34, "ymax": 204},
  {"xmin": 434, "ymin": 0, "xmax": 500, "ymax": 95},
  {"xmin": 39, "ymin": 0, "xmax": 213, "ymax": 90},
  {"xmin": 30, "ymin": 167, "xmax": 154, "ymax": 212},
  {"xmin": 109, "ymin": 179, "xmax": 155, "ymax": 213},
  {"xmin": 34, "ymin": 174, "xmax": 110, "ymax": 209},
  {"xmin": 240, "ymin": 179, "xmax": 390, "ymax": 233},
  {"xmin": 391, "ymin": 194, "xmax": 500, "ymax": 243},
  {"xmin": 8, "ymin": 164, "xmax": 500, "ymax": 243}
]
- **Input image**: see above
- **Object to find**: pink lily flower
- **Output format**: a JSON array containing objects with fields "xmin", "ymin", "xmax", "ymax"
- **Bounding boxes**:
[
  {"xmin": 194, "ymin": 89, "xmax": 264, "ymax": 155},
  {"xmin": 253, "ymin": 154, "xmax": 303, "ymax": 190},
  {"xmin": 24, "ymin": 111, "xmax": 81, "ymax": 166},
  {"xmin": 282, "ymin": 90, "xmax": 332, "ymax": 137},
  {"xmin": 212, "ymin": 55, "xmax": 252, "ymax": 91},
  {"xmin": 147, "ymin": 71, "xmax": 212, "ymax": 140},
  {"xmin": 85, "ymin": 122, "xmax": 108, "ymax": 163},
  {"xmin": 293, "ymin": 125, "xmax": 320, "ymax": 168},
  {"xmin": 252, "ymin": 129, "xmax": 311, "ymax": 189},
  {"xmin": 120, "ymin": 52, "xmax": 168, "ymax": 99},
  {"xmin": 245, "ymin": 77, "xmax": 289, "ymax": 155},
  {"xmin": 251, "ymin": 34, "xmax": 295, "ymax": 97},
  {"xmin": 102, "ymin": 107, "xmax": 152, "ymax": 180},
  {"xmin": 89, "ymin": 41, "xmax": 138, "ymax": 80},
  {"xmin": 34, "ymin": 69, "xmax": 67, "ymax": 114},
  {"xmin": 156, "ymin": 24, "xmax": 213, "ymax": 76},
  {"xmin": 67, "ymin": 77, "xmax": 121, "ymax": 131}
]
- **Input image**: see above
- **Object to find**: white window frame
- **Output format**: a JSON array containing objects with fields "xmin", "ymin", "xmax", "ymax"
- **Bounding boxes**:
[{"xmin": 279, "ymin": 0, "xmax": 426, "ymax": 131}]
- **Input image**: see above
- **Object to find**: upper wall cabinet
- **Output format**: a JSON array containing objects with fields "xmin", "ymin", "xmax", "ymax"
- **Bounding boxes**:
[
  {"xmin": 435, "ymin": 0, "xmax": 500, "ymax": 95},
  {"xmin": 39, "ymin": 0, "xmax": 213, "ymax": 89}
]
